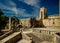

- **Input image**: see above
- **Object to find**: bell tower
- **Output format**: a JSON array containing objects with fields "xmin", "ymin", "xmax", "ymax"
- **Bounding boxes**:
[{"xmin": 39, "ymin": 7, "xmax": 47, "ymax": 20}]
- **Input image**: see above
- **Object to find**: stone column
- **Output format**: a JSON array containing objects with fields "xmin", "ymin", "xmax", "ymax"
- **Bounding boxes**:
[
  {"xmin": 9, "ymin": 17, "xmax": 11, "ymax": 30},
  {"xmin": 53, "ymin": 34, "xmax": 56, "ymax": 43}
]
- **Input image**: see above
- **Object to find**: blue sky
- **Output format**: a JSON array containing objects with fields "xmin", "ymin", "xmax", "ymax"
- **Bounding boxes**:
[{"xmin": 0, "ymin": 0, "xmax": 59, "ymax": 18}]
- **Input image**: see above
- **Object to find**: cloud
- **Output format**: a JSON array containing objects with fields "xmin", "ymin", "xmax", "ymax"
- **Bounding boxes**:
[
  {"xmin": 15, "ymin": 8, "xmax": 38, "ymax": 18},
  {"xmin": 0, "ymin": 1, "xmax": 18, "ymax": 15},
  {"xmin": 0, "ymin": 2, "xmax": 33, "ymax": 17},
  {"xmin": 17, "ymin": 8, "xmax": 31, "ymax": 16},
  {"xmin": 24, "ymin": 0, "xmax": 37, "ymax": 5},
  {"xmin": 11, "ymin": 7, "xmax": 18, "ymax": 14},
  {"xmin": 0, "ymin": 0, "xmax": 39, "ymax": 18},
  {"xmin": 19, "ymin": 0, "xmax": 40, "ymax": 8}
]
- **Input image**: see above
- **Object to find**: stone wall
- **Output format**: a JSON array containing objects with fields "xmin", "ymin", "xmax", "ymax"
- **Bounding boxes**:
[{"xmin": 43, "ymin": 18, "xmax": 60, "ymax": 27}]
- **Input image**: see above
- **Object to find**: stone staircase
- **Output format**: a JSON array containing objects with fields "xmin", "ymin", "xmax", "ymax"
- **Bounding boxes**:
[
  {"xmin": 0, "ymin": 31, "xmax": 22, "ymax": 43},
  {"xmin": 0, "ymin": 30, "xmax": 32, "ymax": 43},
  {"xmin": 0, "ymin": 30, "xmax": 14, "ymax": 40},
  {"xmin": 1, "ymin": 28, "xmax": 59, "ymax": 43}
]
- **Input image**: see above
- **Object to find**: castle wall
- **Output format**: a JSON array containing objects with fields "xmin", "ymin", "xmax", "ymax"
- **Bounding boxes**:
[
  {"xmin": 19, "ymin": 7, "xmax": 60, "ymax": 28},
  {"xmin": 39, "ymin": 7, "xmax": 60, "ymax": 27},
  {"xmin": 43, "ymin": 18, "xmax": 60, "ymax": 27}
]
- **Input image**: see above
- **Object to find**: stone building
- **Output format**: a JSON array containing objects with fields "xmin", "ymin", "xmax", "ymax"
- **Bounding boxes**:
[
  {"xmin": 38, "ymin": 7, "xmax": 60, "ymax": 27},
  {"xmin": 19, "ymin": 18, "xmax": 30, "ymax": 28},
  {"xmin": 20, "ymin": 7, "xmax": 60, "ymax": 27},
  {"xmin": 7, "ymin": 7, "xmax": 60, "ymax": 29}
]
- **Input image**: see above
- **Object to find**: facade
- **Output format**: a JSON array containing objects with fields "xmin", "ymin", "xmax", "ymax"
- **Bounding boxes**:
[
  {"xmin": 43, "ymin": 16, "xmax": 60, "ymax": 27},
  {"xmin": 18, "ymin": 7, "xmax": 60, "ymax": 28},
  {"xmin": 6, "ymin": 7, "xmax": 60, "ymax": 30},
  {"xmin": 39, "ymin": 7, "xmax": 60, "ymax": 27},
  {"xmin": 19, "ymin": 18, "xmax": 30, "ymax": 28}
]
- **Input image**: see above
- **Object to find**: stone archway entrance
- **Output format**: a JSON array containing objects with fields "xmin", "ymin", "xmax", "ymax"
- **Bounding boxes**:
[{"xmin": 11, "ymin": 16, "xmax": 19, "ymax": 31}]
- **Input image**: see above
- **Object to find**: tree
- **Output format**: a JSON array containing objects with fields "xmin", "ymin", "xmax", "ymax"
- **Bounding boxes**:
[
  {"xmin": 0, "ymin": 10, "xmax": 4, "ymax": 29},
  {"xmin": 30, "ymin": 18, "xmax": 35, "ymax": 27},
  {"xmin": 30, "ymin": 18, "xmax": 45, "ymax": 28},
  {"xmin": 0, "ymin": 10, "xmax": 8, "ymax": 35},
  {"xmin": 0, "ymin": 9, "xmax": 4, "ymax": 16},
  {"xmin": 30, "ymin": 18, "xmax": 40, "ymax": 28}
]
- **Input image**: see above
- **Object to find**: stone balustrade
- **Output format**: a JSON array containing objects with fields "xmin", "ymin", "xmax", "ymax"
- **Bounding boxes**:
[
  {"xmin": 0, "ymin": 32, "xmax": 22, "ymax": 43},
  {"xmin": 32, "ymin": 28, "xmax": 60, "ymax": 35},
  {"xmin": 32, "ymin": 28, "xmax": 60, "ymax": 43}
]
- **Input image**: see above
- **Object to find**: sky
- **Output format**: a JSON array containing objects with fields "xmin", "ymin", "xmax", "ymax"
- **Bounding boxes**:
[{"xmin": 0, "ymin": 0, "xmax": 59, "ymax": 18}]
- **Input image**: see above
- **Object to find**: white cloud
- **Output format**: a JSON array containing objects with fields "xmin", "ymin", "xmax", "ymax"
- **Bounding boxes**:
[
  {"xmin": 11, "ymin": 7, "xmax": 18, "ymax": 14},
  {"xmin": 19, "ymin": 0, "xmax": 40, "ymax": 8},
  {"xmin": 0, "ymin": 1, "xmax": 18, "ymax": 14},
  {"xmin": 16, "ymin": 8, "xmax": 35, "ymax": 17},
  {"xmin": 0, "ymin": 2, "xmax": 32, "ymax": 17},
  {"xmin": 24, "ymin": 0, "xmax": 37, "ymax": 5},
  {"xmin": 0, "ymin": 0, "xmax": 39, "ymax": 18},
  {"xmin": 17, "ymin": 8, "xmax": 29, "ymax": 15}
]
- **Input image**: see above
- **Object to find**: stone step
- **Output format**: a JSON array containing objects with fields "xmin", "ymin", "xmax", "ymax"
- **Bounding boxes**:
[
  {"xmin": 0, "ymin": 32, "xmax": 22, "ymax": 43},
  {"xmin": 0, "ymin": 30, "xmax": 14, "ymax": 40},
  {"xmin": 17, "ymin": 33, "xmax": 32, "ymax": 43},
  {"xmin": 17, "ymin": 39, "xmax": 31, "ymax": 43}
]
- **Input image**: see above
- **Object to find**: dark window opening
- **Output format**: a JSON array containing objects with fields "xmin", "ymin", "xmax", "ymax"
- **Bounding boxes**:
[{"xmin": 53, "ymin": 22, "xmax": 55, "ymax": 24}]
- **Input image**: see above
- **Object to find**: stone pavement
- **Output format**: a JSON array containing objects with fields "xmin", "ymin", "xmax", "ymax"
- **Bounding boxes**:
[
  {"xmin": 17, "ymin": 39, "xmax": 31, "ymax": 43},
  {"xmin": 41, "ymin": 41, "xmax": 52, "ymax": 43}
]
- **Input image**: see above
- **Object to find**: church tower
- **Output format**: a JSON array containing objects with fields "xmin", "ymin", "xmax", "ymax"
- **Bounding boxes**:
[{"xmin": 39, "ymin": 7, "xmax": 47, "ymax": 20}]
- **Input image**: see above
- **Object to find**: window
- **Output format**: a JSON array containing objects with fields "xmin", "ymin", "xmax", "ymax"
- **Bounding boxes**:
[
  {"xmin": 53, "ymin": 19, "xmax": 55, "ymax": 24},
  {"xmin": 53, "ymin": 22, "xmax": 55, "ymax": 24}
]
